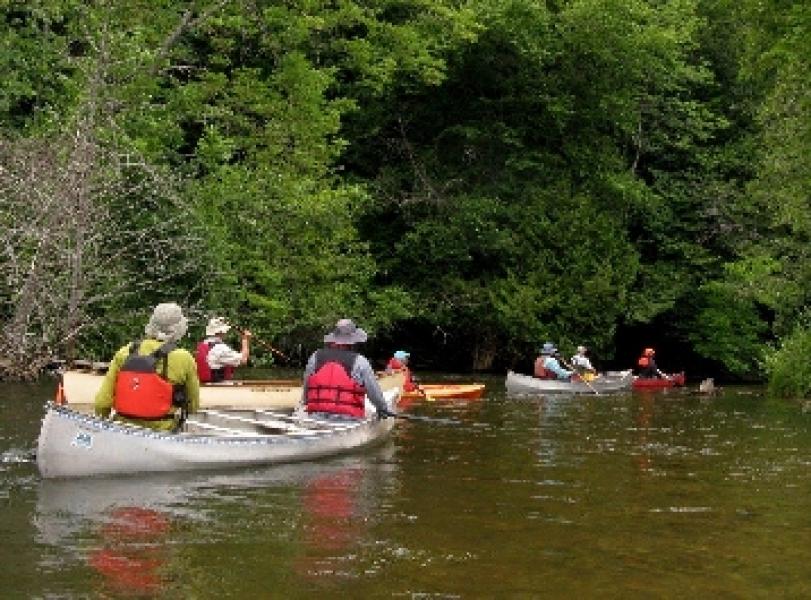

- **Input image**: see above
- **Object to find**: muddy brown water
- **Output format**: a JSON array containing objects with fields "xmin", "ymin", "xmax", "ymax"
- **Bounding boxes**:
[{"xmin": 1, "ymin": 375, "xmax": 810, "ymax": 597}]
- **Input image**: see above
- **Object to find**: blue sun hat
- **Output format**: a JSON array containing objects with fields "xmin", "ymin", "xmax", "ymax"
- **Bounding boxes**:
[
  {"xmin": 540, "ymin": 342, "xmax": 557, "ymax": 355},
  {"xmin": 393, "ymin": 350, "xmax": 410, "ymax": 361}
]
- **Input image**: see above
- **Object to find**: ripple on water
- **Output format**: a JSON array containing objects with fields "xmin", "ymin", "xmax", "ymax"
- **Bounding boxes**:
[{"xmin": 1, "ymin": 446, "xmax": 37, "ymax": 465}]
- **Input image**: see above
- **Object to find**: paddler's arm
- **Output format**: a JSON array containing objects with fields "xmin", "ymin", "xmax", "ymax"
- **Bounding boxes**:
[
  {"xmin": 182, "ymin": 351, "xmax": 201, "ymax": 412},
  {"xmin": 352, "ymin": 355, "xmax": 389, "ymax": 415},
  {"xmin": 94, "ymin": 346, "xmax": 128, "ymax": 417},
  {"xmin": 299, "ymin": 352, "xmax": 318, "ymax": 408}
]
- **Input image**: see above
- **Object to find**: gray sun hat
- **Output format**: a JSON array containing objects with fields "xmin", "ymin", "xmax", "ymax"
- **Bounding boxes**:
[
  {"xmin": 541, "ymin": 342, "xmax": 557, "ymax": 355},
  {"xmin": 144, "ymin": 302, "xmax": 188, "ymax": 343},
  {"xmin": 324, "ymin": 318, "xmax": 368, "ymax": 345}
]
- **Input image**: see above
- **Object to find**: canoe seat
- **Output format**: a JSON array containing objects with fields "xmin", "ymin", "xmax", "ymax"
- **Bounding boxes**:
[
  {"xmin": 199, "ymin": 410, "xmax": 320, "ymax": 436},
  {"xmin": 183, "ymin": 420, "xmax": 265, "ymax": 437},
  {"xmin": 253, "ymin": 409, "xmax": 358, "ymax": 432}
]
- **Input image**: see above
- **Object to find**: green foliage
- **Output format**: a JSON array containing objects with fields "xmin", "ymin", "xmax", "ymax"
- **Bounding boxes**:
[
  {"xmin": 1, "ymin": 0, "xmax": 809, "ymax": 377},
  {"xmin": 685, "ymin": 282, "xmax": 768, "ymax": 376},
  {"xmin": 766, "ymin": 325, "xmax": 811, "ymax": 399},
  {"xmin": 0, "ymin": 0, "xmax": 85, "ymax": 131}
]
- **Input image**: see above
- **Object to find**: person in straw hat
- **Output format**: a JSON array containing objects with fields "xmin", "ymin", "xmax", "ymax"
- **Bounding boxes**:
[
  {"xmin": 95, "ymin": 302, "xmax": 200, "ymax": 431},
  {"xmin": 195, "ymin": 317, "xmax": 252, "ymax": 384},
  {"xmin": 300, "ymin": 318, "xmax": 391, "ymax": 419}
]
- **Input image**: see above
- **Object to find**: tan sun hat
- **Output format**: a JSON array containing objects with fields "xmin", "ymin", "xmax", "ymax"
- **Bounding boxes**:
[
  {"xmin": 144, "ymin": 303, "xmax": 188, "ymax": 342},
  {"xmin": 206, "ymin": 317, "xmax": 231, "ymax": 337}
]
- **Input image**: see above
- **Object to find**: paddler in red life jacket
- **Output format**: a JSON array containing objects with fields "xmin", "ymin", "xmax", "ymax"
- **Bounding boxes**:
[
  {"xmin": 385, "ymin": 350, "xmax": 417, "ymax": 392},
  {"xmin": 94, "ymin": 303, "xmax": 200, "ymax": 431},
  {"xmin": 301, "ymin": 318, "xmax": 391, "ymax": 419},
  {"xmin": 534, "ymin": 342, "xmax": 573, "ymax": 380},
  {"xmin": 195, "ymin": 317, "xmax": 252, "ymax": 384},
  {"xmin": 637, "ymin": 347, "xmax": 666, "ymax": 379}
]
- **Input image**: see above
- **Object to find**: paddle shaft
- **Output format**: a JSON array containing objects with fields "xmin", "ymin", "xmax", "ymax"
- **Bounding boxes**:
[
  {"xmin": 386, "ymin": 411, "xmax": 461, "ymax": 426},
  {"xmin": 565, "ymin": 355, "xmax": 599, "ymax": 395},
  {"xmin": 228, "ymin": 321, "xmax": 289, "ymax": 361},
  {"xmin": 581, "ymin": 377, "xmax": 600, "ymax": 395},
  {"xmin": 252, "ymin": 337, "xmax": 289, "ymax": 361}
]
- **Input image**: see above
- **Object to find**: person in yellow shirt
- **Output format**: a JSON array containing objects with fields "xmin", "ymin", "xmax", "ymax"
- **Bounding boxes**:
[
  {"xmin": 570, "ymin": 345, "xmax": 597, "ymax": 381},
  {"xmin": 95, "ymin": 302, "xmax": 200, "ymax": 431}
]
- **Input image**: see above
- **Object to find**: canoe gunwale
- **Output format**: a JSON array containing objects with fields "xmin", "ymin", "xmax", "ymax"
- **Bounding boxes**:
[
  {"xmin": 41, "ymin": 402, "xmax": 372, "ymax": 448},
  {"xmin": 504, "ymin": 370, "xmax": 633, "ymax": 395}
]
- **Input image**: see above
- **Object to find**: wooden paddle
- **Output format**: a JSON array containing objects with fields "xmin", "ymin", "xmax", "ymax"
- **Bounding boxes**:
[
  {"xmin": 228, "ymin": 321, "xmax": 289, "ymax": 362},
  {"xmin": 251, "ymin": 337, "xmax": 289, "ymax": 362},
  {"xmin": 561, "ymin": 353, "xmax": 600, "ymax": 396},
  {"xmin": 382, "ymin": 409, "xmax": 460, "ymax": 426},
  {"xmin": 579, "ymin": 375, "xmax": 600, "ymax": 396}
]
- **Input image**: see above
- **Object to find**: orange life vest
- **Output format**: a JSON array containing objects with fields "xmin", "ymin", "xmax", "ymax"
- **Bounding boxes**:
[
  {"xmin": 114, "ymin": 342, "xmax": 178, "ymax": 419},
  {"xmin": 305, "ymin": 349, "xmax": 366, "ymax": 418},
  {"xmin": 638, "ymin": 356, "xmax": 650, "ymax": 368}
]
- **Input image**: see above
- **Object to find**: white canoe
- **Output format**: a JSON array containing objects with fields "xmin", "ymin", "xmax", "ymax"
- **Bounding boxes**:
[
  {"xmin": 505, "ymin": 369, "xmax": 633, "ymax": 395},
  {"xmin": 36, "ymin": 387, "xmax": 401, "ymax": 479},
  {"xmin": 60, "ymin": 369, "xmax": 404, "ymax": 412}
]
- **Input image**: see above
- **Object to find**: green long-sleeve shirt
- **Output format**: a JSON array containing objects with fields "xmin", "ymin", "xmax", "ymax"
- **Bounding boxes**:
[{"xmin": 95, "ymin": 339, "xmax": 200, "ymax": 431}]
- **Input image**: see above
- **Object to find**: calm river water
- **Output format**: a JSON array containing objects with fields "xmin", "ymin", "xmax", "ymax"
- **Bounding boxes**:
[{"xmin": 2, "ymin": 374, "xmax": 810, "ymax": 598}]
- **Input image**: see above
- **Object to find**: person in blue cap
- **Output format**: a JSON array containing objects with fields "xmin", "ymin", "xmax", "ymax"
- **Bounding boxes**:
[
  {"xmin": 533, "ymin": 342, "xmax": 573, "ymax": 380},
  {"xmin": 385, "ymin": 349, "xmax": 417, "ymax": 392}
]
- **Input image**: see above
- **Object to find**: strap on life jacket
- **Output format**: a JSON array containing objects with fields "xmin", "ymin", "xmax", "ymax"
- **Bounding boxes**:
[
  {"xmin": 114, "ymin": 341, "xmax": 183, "ymax": 420},
  {"xmin": 195, "ymin": 340, "xmax": 234, "ymax": 383},
  {"xmin": 305, "ymin": 348, "xmax": 366, "ymax": 418}
]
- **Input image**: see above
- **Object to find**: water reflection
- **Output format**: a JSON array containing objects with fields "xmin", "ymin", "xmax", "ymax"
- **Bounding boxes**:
[
  {"xmin": 33, "ymin": 452, "xmax": 398, "ymax": 594},
  {"xmin": 88, "ymin": 506, "xmax": 172, "ymax": 594},
  {"xmin": 634, "ymin": 395, "xmax": 655, "ymax": 474},
  {"xmin": 295, "ymin": 467, "xmax": 368, "ymax": 579}
]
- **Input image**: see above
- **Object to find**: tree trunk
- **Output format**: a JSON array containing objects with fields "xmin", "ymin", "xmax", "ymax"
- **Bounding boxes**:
[{"xmin": 471, "ymin": 335, "xmax": 497, "ymax": 371}]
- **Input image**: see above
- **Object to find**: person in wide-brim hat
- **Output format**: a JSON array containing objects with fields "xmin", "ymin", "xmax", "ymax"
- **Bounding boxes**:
[
  {"xmin": 534, "ymin": 341, "xmax": 572, "ymax": 381},
  {"xmin": 323, "ymin": 318, "xmax": 368, "ymax": 345},
  {"xmin": 95, "ymin": 302, "xmax": 200, "ymax": 432},
  {"xmin": 299, "ymin": 318, "xmax": 389, "ymax": 420}
]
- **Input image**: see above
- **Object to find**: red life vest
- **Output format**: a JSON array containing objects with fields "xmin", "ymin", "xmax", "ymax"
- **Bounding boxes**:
[
  {"xmin": 114, "ymin": 342, "xmax": 177, "ymax": 419},
  {"xmin": 195, "ymin": 340, "xmax": 235, "ymax": 383},
  {"xmin": 638, "ymin": 356, "xmax": 650, "ymax": 368},
  {"xmin": 386, "ymin": 357, "xmax": 416, "ymax": 392},
  {"xmin": 305, "ymin": 349, "xmax": 366, "ymax": 418},
  {"xmin": 534, "ymin": 357, "xmax": 554, "ymax": 379}
]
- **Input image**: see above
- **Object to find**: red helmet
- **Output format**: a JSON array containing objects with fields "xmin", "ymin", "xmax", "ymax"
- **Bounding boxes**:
[{"xmin": 643, "ymin": 347, "xmax": 655, "ymax": 356}]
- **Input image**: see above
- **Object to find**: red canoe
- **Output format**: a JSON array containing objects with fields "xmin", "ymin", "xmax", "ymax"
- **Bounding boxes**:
[{"xmin": 632, "ymin": 372, "xmax": 686, "ymax": 390}]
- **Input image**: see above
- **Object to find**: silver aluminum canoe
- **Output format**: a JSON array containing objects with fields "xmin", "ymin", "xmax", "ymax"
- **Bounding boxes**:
[
  {"xmin": 504, "ymin": 370, "xmax": 633, "ymax": 396},
  {"xmin": 36, "ymin": 388, "xmax": 400, "ymax": 479}
]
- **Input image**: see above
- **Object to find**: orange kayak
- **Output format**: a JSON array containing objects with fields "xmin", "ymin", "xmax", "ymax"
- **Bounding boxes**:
[{"xmin": 402, "ymin": 383, "xmax": 486, "ymax": 401}]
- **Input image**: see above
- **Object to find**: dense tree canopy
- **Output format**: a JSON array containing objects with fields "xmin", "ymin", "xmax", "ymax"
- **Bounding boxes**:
[{"xmin": 0, "ymin": 0, "xmax": 808, "ymax": 395}]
